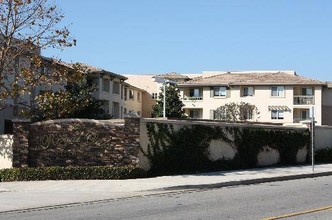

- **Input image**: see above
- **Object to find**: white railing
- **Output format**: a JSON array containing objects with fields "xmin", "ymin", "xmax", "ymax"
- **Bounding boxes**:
[{"xmin": 293, "ymin": 118, "xmax": 311, "ymax": 123}]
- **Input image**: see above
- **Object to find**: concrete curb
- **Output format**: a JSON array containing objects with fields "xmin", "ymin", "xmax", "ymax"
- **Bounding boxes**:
[{"xmin": 158, "ymin": 171, "xmax": 332, "ymax": 191}]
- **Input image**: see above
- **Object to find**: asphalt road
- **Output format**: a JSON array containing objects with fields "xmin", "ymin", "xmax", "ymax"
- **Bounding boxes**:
[{"xmin": 1, "ymin": 176, "xmax": 332, "ymax": 220}]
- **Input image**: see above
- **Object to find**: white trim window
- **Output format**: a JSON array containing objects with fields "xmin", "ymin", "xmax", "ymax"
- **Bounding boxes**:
[
  {"xmin": 302, "ymin": 87, "xmax": 313, "ymax": 96},
  {"xmin": 271, "ymin": 86, "xmax": 284, "ymax": 97},
  {"xmin": 271, "ymin": 110, "xmax": 284, "ymax": 119},
  {"xmin": 242, "ymin": 86, "xmax": 254, "ymax": 97},
  {"xmin": 190, "ymin": 88, "xmax": 201, "ymax": 97},
  {"xmin": 189, "ymin": 109, "xmax": 201, "ymax": 119},
  {"xmin": 214, "ymin": 87, "xmax": 227, "ymax": 97}
]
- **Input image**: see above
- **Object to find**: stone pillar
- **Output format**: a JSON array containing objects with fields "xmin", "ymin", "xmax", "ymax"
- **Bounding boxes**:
[
  {"xmin": 12, "ymin": 119, "xmax": 31, "ymax": 167},
  {"xmin": 124, "ymin": 113, "xmax": 141, "ymax": 165},
  {"xmin": 124, "ymin": 113, "xmax": 140, "ymax": 135}
]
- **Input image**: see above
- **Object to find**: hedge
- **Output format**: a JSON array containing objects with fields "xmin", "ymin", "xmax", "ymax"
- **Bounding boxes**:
[{"xmin": 0, "ymin": 166, "xmax": 146, "ymax": 182}]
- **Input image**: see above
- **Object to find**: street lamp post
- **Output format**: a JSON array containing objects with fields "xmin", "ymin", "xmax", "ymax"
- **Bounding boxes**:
[
  {"xmin": 153, "ymin": 77, "xmax": 176, "ymax": 119},
  {"xmin": 163, "ymin": 80, "xmax": 167, "ymax": 118},
  {"xmin": 310, "ymin": 106, "xmax": 315, "ymax": 172}
]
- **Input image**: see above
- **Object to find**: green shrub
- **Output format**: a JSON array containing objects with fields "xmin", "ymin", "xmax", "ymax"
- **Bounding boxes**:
[
  {"xmin": 0, "ymin": 166, "xmax": 146, "ymax": 182},
  {"xmin": 315, "ymin": 147, "xmax": 332, "ymax": 163}
]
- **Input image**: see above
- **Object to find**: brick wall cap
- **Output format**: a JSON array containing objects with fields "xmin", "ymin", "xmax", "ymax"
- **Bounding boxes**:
[
  {"xmin": 31, "ymin": 118, "xmax": 124, "ymax": 126},
  {"xmin": 124, "ymin": 112, "xmax": 140, "ymax": 118}
]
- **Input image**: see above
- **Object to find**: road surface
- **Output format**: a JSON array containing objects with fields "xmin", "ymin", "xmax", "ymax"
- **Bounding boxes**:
[{"xmin": 1, "ymin": 176, "xmax": 331, "ymax": 220}]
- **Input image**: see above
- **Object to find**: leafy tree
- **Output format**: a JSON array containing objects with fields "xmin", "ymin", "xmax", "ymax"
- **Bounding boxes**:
[
  {"xmin": 0, "ymin": 0, "xmax": 76, "ymax": 108},
  {"xmin": 214, "ymin": 102, "xmax": 258, "ymax": 122},
  {"xmin": 150, "ymin": 83, "xmax": 186, "ymax": 118},
  {"xmin": 23, "ymin": 78, "xmax": 111, "ymax": 121}
]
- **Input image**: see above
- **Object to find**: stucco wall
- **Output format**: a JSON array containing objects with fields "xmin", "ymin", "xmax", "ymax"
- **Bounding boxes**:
[
  {"xmin": 322, "ymin": 87, "xmax": 332, "ymax": 125},
  {"xmin": 315, "ymin": 125, "xmax": 332, "ymax": 150},
  {"xmin": 0, "ymin": 135, "xmax": 13, "ymax": 169},
  {"xmin": 139, "ymin": 118, "xmax": 309, "ymax": 170}
]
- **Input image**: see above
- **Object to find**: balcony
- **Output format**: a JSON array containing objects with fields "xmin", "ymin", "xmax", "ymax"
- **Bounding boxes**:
[
  {"xmin": 183, "ymin": 96, "xmax": 203, "ymax": 101},
  {"xmin": 293, "ymin": 96, "xmax": 314, "ymax": 105},
  {"xmin": 293, "ymin": 118, "xmax": 311, "ymax": 123}
]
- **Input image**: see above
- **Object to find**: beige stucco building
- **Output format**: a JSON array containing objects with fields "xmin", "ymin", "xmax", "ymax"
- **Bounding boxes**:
[
  {"xmin": 178, "ymin": 71, "xmax": 327, "ymax": 125},
  {"xmin": 322, "ymin": 82, "xmax": 332, "ymax": 125},
  {"xmin": 125, "ymin": 72, "xmax": 196, "ymax": 117},
  {"xmin": 80, "ymin": 64, "xmax": 145, "ymax": 119},
  {"xmin": 0, "ymin": 62, "xmax": 145, "ymax": 134}
]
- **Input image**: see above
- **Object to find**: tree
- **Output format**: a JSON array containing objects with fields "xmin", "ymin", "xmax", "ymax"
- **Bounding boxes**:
[
  {"xmin": 23, "ymin": 77, "xmax": 112, "ymax": 121},
  {"xmin": 0, "ymin": 0, "xmax": 76, "ymax": 108},
  {"xmin": 150, "ymin": 83, "xmax": 186, "ymax": 118},
  {"xmin": 213, "ymin": 102, "xmax": 258, "ymax": 122}
]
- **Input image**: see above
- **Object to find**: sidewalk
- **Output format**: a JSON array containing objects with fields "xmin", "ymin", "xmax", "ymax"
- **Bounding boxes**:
[{"xmin": 0, "ymin": 163, "xmax": 332, "ymax": 213}]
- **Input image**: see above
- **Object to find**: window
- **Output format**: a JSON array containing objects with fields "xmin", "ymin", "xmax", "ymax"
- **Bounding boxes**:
[
  {"xmin": 129, "ymin": 89, "xmax": 134, "ymax": 100},
  {"xmin": 113, "ymin": 81, "xmax": 120, "ymax": 94},
  {"xmin": 271, "ymin": 110, "xmax": 284, "ymax": 119},
  {"xmin": 302, "ymin": 87, "xmax": 313, "ymax": 96},
  {"xmin": 240, "ymin": 107, "xmax": 253, "ymax": 120},
  {"xmin": 124, "ymin": 87, "xmax": 128, "ymax": 100},
  {"xmin": 214, "ymin": 87, "xmax": 227, "ymax": 97},
  {"xmin": 137, "ymin": 92, "xmax": 141, "ymax": 102},
  {"xmin": 102, "ymin": 78, "xmax": 110, "ymax": 92},
  {"xmin": 301, "ymin": 109, "xmax": 310, "ymax": 120},
  {"xmin": 242, "ymin": 86, "xmax": 254, "ymax": 97},
  {"xmin": 271, "ymin": 86, "xmax": 284, "ymax": 97},
  {"xmin": 189, "ymin": 88, "xmax": 200, "ymax": 97},
  {"xmin": 152, "ymin": 93, "xmax": 158, "ymax": 100},
  {"xmin": 112, "ymin": 102, "xmax": 120, "ymax": 118},
  {"xmin": 189, "ymin": 109, "xmax": 200, "ymax": 118},
  {"xmin": 124, "ymin": 108, "xmax": 127, "ymax": 114},
  {"xmin": 102, "ymin": 100, "xmax": 109, "ymax": 113}
]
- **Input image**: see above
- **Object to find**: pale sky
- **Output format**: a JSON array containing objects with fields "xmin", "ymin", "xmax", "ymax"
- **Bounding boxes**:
[{"xmin": 44, "ymin": 0, "xmax": 332, "ymax": 81}]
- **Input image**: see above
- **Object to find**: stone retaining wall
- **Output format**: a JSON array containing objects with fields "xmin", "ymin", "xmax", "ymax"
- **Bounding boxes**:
[{"xmin": 12, "ymin": 117, "xmax": 140, "ymax": 167}]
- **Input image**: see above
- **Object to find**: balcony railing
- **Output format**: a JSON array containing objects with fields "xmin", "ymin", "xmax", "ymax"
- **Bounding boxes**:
[
  {"xmin": 183, "ymin": 96, "xmax": 203, "ymax": 101},
  {"xmin": 293, "ymin": 117, "xmax": 311, "ymax": 123},
  {"xmin": 293, "ymin": 96, "xmax": 314, "ymax": 105}
]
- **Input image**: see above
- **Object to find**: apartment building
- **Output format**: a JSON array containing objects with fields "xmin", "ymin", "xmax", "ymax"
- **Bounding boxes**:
[
  {"xmin": 80, "ymin": 64, "xmax": 144, "ymax": 118},
  {"xmin": 178, "ymin": 71, "xmax": 326, "ymax": 125},
  {"xmin": 322, "ymin": 82, "xmax": 332, "ymax": 125},
  {"xmin": 125, "ymin": 72, "xmax": 194, "ymax": 117}
]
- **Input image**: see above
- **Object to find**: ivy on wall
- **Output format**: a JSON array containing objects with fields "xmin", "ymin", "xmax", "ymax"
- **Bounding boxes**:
[
  {"xmin": 236, "ymin": 128, "xmax": 310, "ymax": 168},
  {"xmin": 143, "ymin": 122, "xmax": 310, "ymax": 175},
  {"xmin": 315, "ymin": 147, "xmax": 332, "ymax": 163}
]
